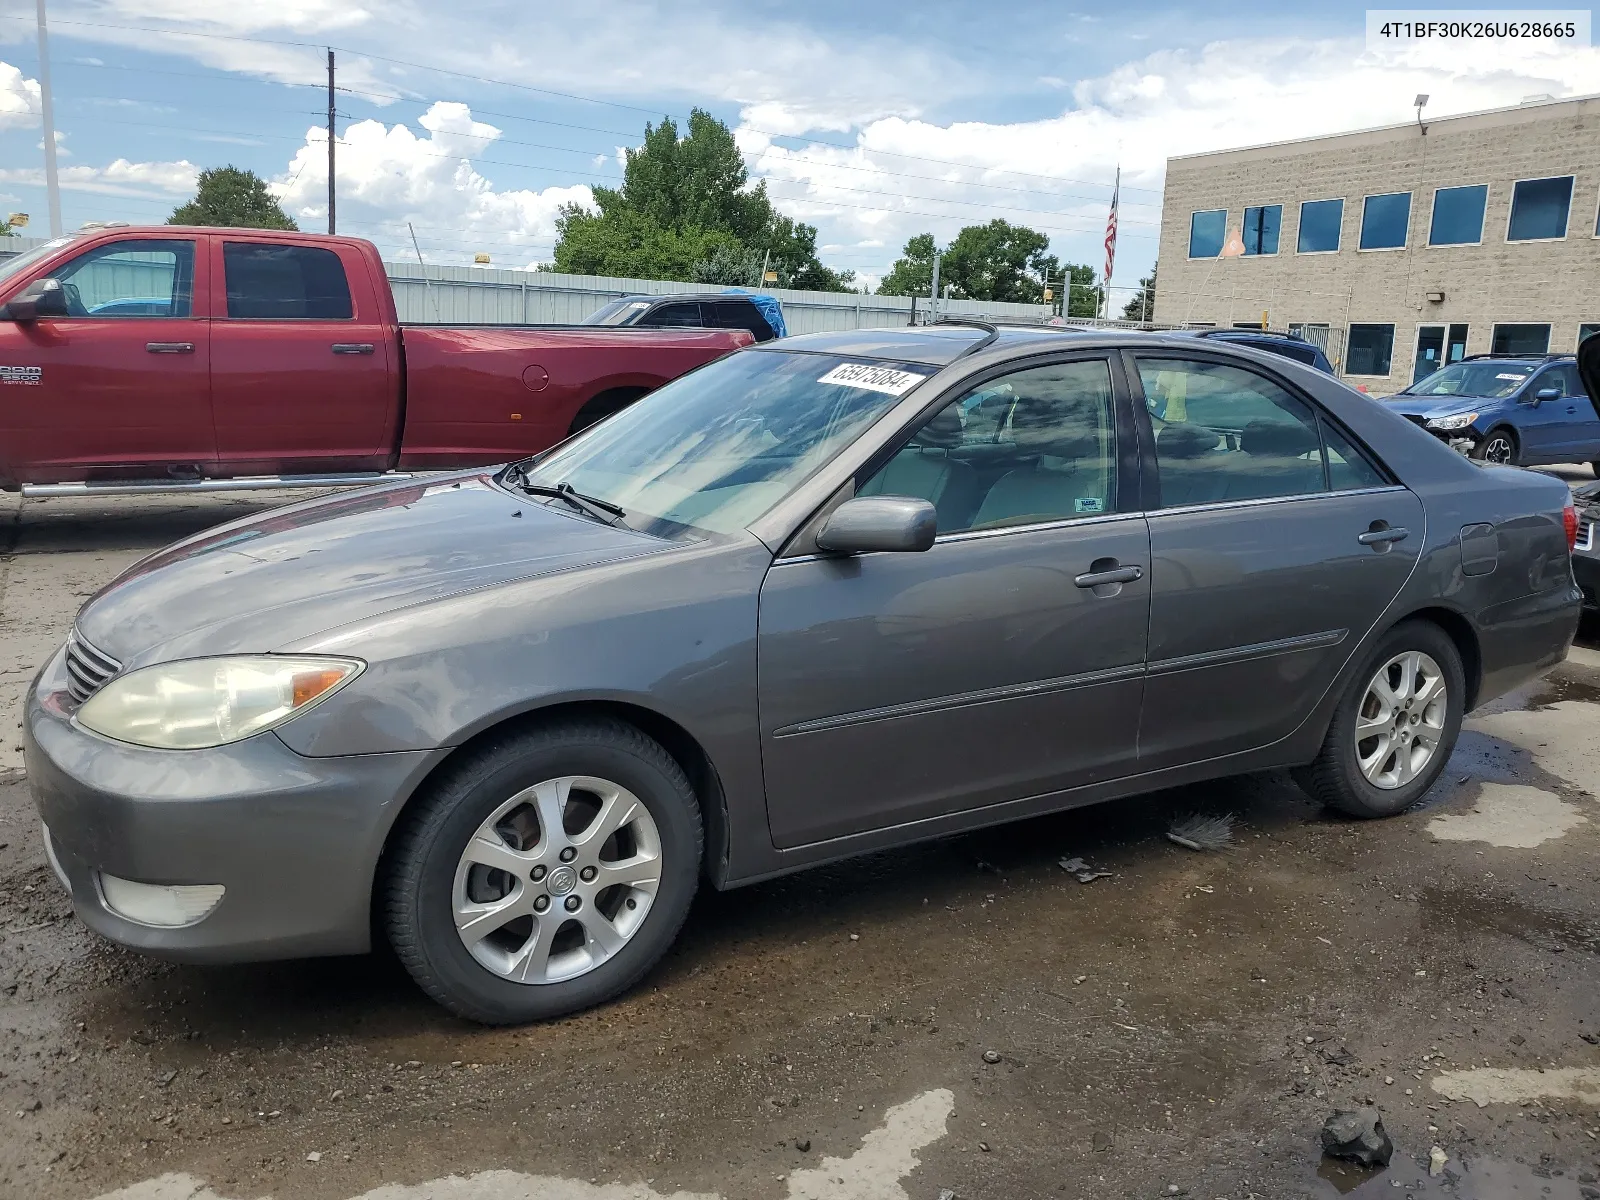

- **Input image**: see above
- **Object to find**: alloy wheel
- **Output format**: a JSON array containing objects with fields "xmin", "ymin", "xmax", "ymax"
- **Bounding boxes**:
[
  {"xmin": 1354, "ymin": 651, "xmax": 1448, "ymax": 790},
  {"xmin": 451, "ymin": 775, "xmax": 662, "ymax": 984},
  {"xmin": 1481, "ymin": 435, "xmax": 1514, "ymax": 464}
]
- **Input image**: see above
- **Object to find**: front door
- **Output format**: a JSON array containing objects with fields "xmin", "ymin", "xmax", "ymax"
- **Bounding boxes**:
[
  {"xmin": 1543, "ymin": 362, "xmax": 1600, "ymax": 462},
  {"xmin": 0, "ymin": 236, "xmax": 213, "ymax": 481},
  {"xmin": 1445, "ymin": 323, "xmax": 1469, "ymax": 365},
  {"xmin": 1414, "ymin": 325, "xmax": 1444, "ymax": 384},
  {"xmin": 209, "ymin": 239, "xmax": 393, "ymax": 474},
  {"xmin": 758, "ymin": 356, "xmax": 1150, "ymax": 848},
  {"xmin": 1130, "ymin": 353, "xmax": 1423, "ymax": 767}
]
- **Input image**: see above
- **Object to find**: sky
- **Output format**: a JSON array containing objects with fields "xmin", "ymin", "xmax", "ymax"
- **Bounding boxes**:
[{"xmin": 0, "ymin": 1, "xmax": 1596, "ymax": 299}]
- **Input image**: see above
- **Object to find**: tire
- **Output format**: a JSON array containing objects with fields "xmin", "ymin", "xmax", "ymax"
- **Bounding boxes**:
[
  {"xmin": 1589, "ymin": 462, "xmax": 1600, "ymax": 478},
  {"xmin": 1293, "ymin": 620, "xmax": 1465, "ymax": 819},
  {"xmin": 384, "ymin": 718, "xmax": 702, "ymax": 1024},
  {"xmin": 568, "ymin": 388, "xmax": 647, "ymax": 436},
  {"xmin": 1471, "ymin": 428, "xmax": 1519, "ymax": 466}
]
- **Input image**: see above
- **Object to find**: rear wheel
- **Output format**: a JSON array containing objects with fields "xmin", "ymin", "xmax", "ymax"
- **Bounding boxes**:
[
  {"xmin": 568, "ymin": 388, "xmax": 648, "ymax": 436},
  {"xmin": 384, "ymin": 719, "xmax": 701, "ymax": 1024},
  {"xmin": 1472, "ymin": 428, "xmax": 1519, "ymax": 466},
  {"xmin": 1293, "ymin": 621, "xmax": 1464, "ymax": 819}
]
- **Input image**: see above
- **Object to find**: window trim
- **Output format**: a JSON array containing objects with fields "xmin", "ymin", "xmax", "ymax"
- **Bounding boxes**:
[
  {"xmin": 1295, "ymin": 196, "xmax": 1346, "ymax": 256},
  {"xmin": 1187, "ymin": 208, "xmax": 1229, "ymax": 260},
  {"xmin": 1357, "ymin": 191, "xmax": 1412, "ymax": 252},
  {"xmin": 45, "ymin": 237, "xmax": 198, "ymax": 321},
  {"xmin": 1119, "ymin": 347, "xmax": 1399, "ymax": 516},
  {"xmin": 1490, "ymin": 322, "xmax": 1554, "ymax": 357},
  {"xmin": 1240, "ymin": 202, "xmax": 1283, "ymax": 257},
  {"xmin": 1578, "ymin": 322, "xmax": 1600, "ymax": 350},
  {"xmin": 1344, "ymin": 322, "xmax": 1398, "ymax": 377},
  {"xmin": 1425, "ymin": 183, "xmax": 1489, "ymax": 248},
  {"xmin": 1505, "ymin": 174, "xmax": 1575, "ymax": 244}
]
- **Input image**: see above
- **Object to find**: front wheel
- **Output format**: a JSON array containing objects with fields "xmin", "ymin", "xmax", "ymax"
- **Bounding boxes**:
[
  {"xmin": 384, "ymin": 719, "xmax": 702, "ymax": 1024},
  {"xmin": 1472, "ymin": 428, "xmax": 1519, "ymax": 466},
  {"xmin": 1293, "ymin": 621, "xmax": 1465, "ymax": 819}
]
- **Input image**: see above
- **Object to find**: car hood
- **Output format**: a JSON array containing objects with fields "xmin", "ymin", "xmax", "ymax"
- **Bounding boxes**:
[
  {"xmin": 76, "ymin": 474, "xmax": 670, "ymax": 666},
  {"xmin": 1381, "ymin": 395, "xmax": 1490, "ymax": 419}
]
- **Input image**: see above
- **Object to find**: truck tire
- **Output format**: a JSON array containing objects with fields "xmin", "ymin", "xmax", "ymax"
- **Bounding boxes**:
[
  {"xmin": 568, "ymin": 388, "xmax": 648, "ymax": 436},
  {"xmin": 1292, "ymin": 620, "xmax": 1464, "ymax": 819},
  {"xmin": 384, "ymin": 718, "xmax": 702, "ymax": 1024}
]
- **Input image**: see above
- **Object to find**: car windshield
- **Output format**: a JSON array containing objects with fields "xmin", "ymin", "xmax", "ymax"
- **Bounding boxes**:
[
  {"xmin": 513, "ymin": 350, "xmax": 933, "ymax": 536},
  {"xmin": 0, "ymin": 236, "xmax": 76, "ymax": 288},
  {"xmin": 1401, "ymin": 362, "xmax": 1535, "ymax": 399},
  {"xmin": 582, "ymin": 298, "xmax": 652, "ymax": 326}
]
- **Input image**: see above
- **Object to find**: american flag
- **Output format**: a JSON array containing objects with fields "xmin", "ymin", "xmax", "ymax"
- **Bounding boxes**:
[{"xmin": 1102, "ymin": 166, "xmax": 1120, "ymax": 311}]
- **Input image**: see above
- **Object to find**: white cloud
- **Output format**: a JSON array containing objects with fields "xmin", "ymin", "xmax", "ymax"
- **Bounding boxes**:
[
  {"xmin": 273, "ymin": 101, "xmax": 594, "ymax": 263},
  {"xmin": 0, "ymin": 61, "xmax": 40, "ymax": 132},
  {"xmin": 0, "ymin": 158, "xmax": 198, "ymax": 199}
]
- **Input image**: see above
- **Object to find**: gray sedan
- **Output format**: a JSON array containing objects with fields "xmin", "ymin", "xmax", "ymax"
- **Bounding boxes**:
[{"xmin": 26, "ymin": 325, "xmax": 1581, "ymax": 1023}]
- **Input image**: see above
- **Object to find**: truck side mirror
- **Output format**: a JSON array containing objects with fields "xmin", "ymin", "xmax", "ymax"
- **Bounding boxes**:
[{"xmin": 3, "ymin": 277, "xmax": 68, "ymax": 322}]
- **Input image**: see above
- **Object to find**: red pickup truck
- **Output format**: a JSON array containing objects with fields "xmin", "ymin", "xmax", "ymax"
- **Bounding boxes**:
[{"xmin": 0, "ymin": 226, "xmax": 751, "ymax": 495}]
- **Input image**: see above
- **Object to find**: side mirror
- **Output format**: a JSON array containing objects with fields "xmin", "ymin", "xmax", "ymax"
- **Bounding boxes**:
[
  {"xmin": 1533, "ymin": 387, "xmax": 1562, "ymax": 404},
  {"xmin": 816, "ymin": 496, "xmax": 936, "ymax": 555},
  {"xmin": 3, "ymin": 277, "xmax": 67, "ymax": 322}
]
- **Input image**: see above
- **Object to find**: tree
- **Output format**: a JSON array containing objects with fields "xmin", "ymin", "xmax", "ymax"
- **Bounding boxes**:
[
  {"xmin": 552, "ymin": 109, "xmax": 853, "ymax": 290},
  {"xmin": 877, "ymin": 221, "xmax": 1062, "ymax": 304},
  {"xmin": 1120, "ymin": 264, "xmax": 1157, "ymax": 322},
  {"xmin": 1064, "ymin": 263, "xmax": 1101, "ymax": 318},
  {"xmin": 170, "ymin": 166, "xmax": 297, "ymax": 230},
  {"xmin": 691, "ymin": 244, "xmax": 761, "ymax": 286}
]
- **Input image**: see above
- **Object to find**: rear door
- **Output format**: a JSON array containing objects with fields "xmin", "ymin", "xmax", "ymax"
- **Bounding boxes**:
[
  {"xmin": 0, "ymin": 234, "xmax": 213, "ymax": 480},
  {"xmin": 208, "ymin": 239, "xmax": 394, "ymax": 473},
  {"xmin": 1130, "ymin": 352, "xmax": 1423, "ymax": 769}
]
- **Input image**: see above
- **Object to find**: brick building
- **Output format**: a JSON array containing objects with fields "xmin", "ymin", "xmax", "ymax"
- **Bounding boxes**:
[{"xmin": 1153, "ymin": 93, "xmax": 1600, "ymax": 392}]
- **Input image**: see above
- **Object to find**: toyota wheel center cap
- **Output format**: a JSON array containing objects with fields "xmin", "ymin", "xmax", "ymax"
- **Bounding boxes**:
[{"xmin": 546, "ymin": 865, "xmax": 577, "ymax": 895}]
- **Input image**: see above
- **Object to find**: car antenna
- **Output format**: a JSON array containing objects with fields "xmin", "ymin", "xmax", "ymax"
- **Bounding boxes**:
[{"xmin": 934, "ymin": 317, "xmax": 1001, "ymax": 357}]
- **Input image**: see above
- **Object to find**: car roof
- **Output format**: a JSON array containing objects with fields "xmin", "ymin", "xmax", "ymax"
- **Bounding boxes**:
[
  {"xmin": 620, "ymin": 292, "xmax": 767, "ymax": 304},
  {"xmin": 770, "ymin": 324, "xmax": 1099, "ymax": 367}
]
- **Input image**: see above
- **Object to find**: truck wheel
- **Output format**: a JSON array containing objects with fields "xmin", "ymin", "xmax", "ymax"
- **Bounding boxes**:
[
  {"xmin": 1471, "ymin": 428, "xmax": 1519, "ymax": 466},
  {"xmin": 1292, "ymin": 621, "xmax": 1464, "ymax": 819},
  {"xmin": 384, "ymin": 719, "xmax": 702, "ymax": 1024}
]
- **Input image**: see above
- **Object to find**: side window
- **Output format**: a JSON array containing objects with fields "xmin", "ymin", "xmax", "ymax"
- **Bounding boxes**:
[
  {"xmin": 709, "ymin": 299, "xmax": 774, "ymax": 340},
  {"xmin": 51, "ymin": 239, "xmax": 194, "ymax": 318},
  {"xmin": 858, "ymin": 359, "xmax": 1116, "ymax": 535},
  {"xmin": 1556, "ymin": 363, "xmax": 1583, "ymax": 397},
  {"xmin": 1139, "ymin": 358, "xmax": 1327, "ymax": 508},
  {"xmin": 641, "ymin": 302, "xmax": 703, "ymax": 328},
  {"xmin": 1321, "ymin": 419, "xmax": 1388, "ymax": 490},
  {"xmin": 223, "ymin": 243, "xmax": 353, "ymax": 319}
]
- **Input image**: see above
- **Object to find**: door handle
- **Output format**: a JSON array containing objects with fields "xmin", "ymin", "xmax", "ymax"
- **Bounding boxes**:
[
  {"xmin": 1074, "ymin": 564, "xmax": 1143, "ymax": 588},
  {"xmin": 145, "ymin": 342, "xmax": 194, "ymax": 354},
  {"xmin": 331, "ymin": 343, "xmax": 375, "ymax": 355},
  {"xmin": 1357, "ymin": 527, "xmax": 1409, "ymax": 546}
]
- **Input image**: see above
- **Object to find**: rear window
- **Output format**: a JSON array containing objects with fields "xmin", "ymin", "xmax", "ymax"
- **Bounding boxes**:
[
  {"xmin": 223, "ymin": 243, "xmax": 353, "ymax": 319},
  {"xmin": 709, "ymin": 298, "xmax": 775, "ymax": 341}
]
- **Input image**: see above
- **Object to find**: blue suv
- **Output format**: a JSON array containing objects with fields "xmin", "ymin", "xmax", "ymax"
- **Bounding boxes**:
[{"xmin": 1382, "ymin": 354, "xmax": 1598, "ymax": 468}]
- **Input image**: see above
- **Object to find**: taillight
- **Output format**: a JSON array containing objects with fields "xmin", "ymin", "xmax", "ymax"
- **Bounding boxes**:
[{"xmin": 1563, "ymin": 504, "xmax": 1578, "ymax": 550}]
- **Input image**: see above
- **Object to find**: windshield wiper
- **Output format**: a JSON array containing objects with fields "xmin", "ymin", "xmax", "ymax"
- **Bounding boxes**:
[{"xmin": 505, "ymin": 470, "xmax": 626, "ymax": 525}]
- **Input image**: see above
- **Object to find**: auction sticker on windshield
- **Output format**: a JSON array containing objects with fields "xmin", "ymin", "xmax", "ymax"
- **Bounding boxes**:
[{"xmin": 818, "ymin": 362, "xmax": 930, "ymax": 396}]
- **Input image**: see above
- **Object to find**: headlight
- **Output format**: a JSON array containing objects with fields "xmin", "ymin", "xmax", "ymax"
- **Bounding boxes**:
[
  {"xmin": 76, "ymin": 656, "xmax": 363, "ymax": 749},
  {"xmin": 1425, "ymin": 412, "xmax": 1478, "ymax": 431}
]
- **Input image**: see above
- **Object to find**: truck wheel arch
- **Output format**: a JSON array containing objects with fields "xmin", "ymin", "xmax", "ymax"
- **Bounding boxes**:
[{"xmin": 568, "ymin": 385, "xmax": 653, "ymax": 435}]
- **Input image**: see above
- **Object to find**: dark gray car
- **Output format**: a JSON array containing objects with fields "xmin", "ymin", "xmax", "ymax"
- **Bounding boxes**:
[{"xmin": 26, "ymin": 325, "xmax": 1581, "ymax": 1023}]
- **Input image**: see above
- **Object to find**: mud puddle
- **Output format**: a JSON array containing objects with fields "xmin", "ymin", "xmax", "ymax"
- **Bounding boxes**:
[{"xmin": 1318, "ymin": 1151, "xmax": 1593, "ymax": 1197}]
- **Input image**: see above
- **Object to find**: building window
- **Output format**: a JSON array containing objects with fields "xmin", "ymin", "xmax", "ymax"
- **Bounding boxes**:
[
  {"xmin": 1359, "ymin": 193, "xmax": 1411, "ymax": 250},
  {"xmin": 1429, "ymin": 185, "xmax": 1487, "ymax": 246},
  {"xmin": 1491, "ymin": 323, "xmax": 1552, "ymax": 355},
  {"xmin": 1507, "ymin": 176, "xmax": 1573, "ymax": 241},
  {"xmin": 1581, "ymin": 323, "xmax": 1599, "ymax": 346},
  {"xmin": 1297, "ymin": 199, "xmax": 1343, "ymax": 253},
  {"xmin": 1242, "ymin": 204, "xmax": 1281, "ymax": 255},
  {"xmin": 1347, "ymin": 324, "xmax": 1396, "ymax": 375},
  {"xmin": 1189, "ymin": 209, "xmax": 1227, "ymax": 258}
]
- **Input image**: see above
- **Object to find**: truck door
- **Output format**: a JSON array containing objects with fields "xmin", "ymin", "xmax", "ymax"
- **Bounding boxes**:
[
  {"xmin": 208, "ymin": 239, "xmax": 394, "ymax": 474},
  {"xmin": 0, "ymin": 235, "xmax": 213, "ymax": 482}
]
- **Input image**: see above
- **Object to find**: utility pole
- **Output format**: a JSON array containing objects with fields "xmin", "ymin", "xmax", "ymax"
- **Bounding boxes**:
[
  {"xmin": 326, "ymin": 49, "xmax": 336, "ymax": 235},
  {"xmin": 35, "ymin": 0, "xmax": 61, "ymax": 237},
  {"xmin": 929, "ymin": 250, "xmax": 942, "ymax": 323}
]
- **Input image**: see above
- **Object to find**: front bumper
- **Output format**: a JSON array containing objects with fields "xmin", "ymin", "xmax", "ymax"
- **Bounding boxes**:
[{"xmin": 24, "ymin": 648, "xmax": 434, "ymax": 963}]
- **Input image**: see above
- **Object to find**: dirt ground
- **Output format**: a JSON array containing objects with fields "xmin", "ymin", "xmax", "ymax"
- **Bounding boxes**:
[{"xmin": 0, "ymin": 491, "xmax": 1596, "ymax": 1200}]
